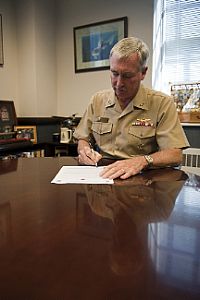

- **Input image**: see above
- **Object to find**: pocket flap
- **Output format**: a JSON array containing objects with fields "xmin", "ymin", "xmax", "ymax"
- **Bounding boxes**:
[
  {"xmin": 92, "ymin": 122, "xmax": 113, "ymax": 134},
  {"xmin": 129, "ymin": 126, "xmax": 156, "ymax": 138}
]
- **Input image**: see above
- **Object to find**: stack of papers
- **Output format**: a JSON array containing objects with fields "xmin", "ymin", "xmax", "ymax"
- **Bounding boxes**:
[{"xmin": 51, "ymin": 166, "xmax": 113, "ymax": 184}]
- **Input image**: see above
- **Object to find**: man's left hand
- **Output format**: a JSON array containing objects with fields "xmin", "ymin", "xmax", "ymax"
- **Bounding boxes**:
[{"xmin": 99, "ymin": 156, "xmax": 147, "ymax": 179}]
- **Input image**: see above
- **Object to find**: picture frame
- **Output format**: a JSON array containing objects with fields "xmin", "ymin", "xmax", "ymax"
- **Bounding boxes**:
[
  {"xmin": 0, "ymin": 100, "xmax": 17, "ymax": 133},
  {"xmin": 0, "ymin": 14, "xmax": 3, "ymax": 65},
  {"xmin": 73, "ymin": 16, "xmax": 128, "ymax": 73},
  {"xmin": 14, "ymin": 125, "xmax": 37, "ymax": 144}
]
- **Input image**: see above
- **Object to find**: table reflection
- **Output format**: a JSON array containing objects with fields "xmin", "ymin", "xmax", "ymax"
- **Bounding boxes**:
[
  {"xmin": 0, "ymin": 158, "xmax": 18, "ymax": 175},
  {"xmin": 149, "ymin": 171, "xmax": 200, "ymax": 294},
  {"xmin": 83, "ymin": 168, "xmax": 187, "ymax": 277}
]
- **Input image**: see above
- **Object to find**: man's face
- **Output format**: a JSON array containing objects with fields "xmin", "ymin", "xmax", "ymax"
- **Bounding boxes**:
[{"xmin": 110, "ymin": 52, "xmax": 147, "ymax": 103}]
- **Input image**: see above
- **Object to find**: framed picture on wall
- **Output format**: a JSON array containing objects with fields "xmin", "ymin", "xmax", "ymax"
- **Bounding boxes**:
[
  {"xmin": 73, "ymin": 16, "xmax": 128, "ymax": 73},
  {"xmin": 0, "ymin": 14, "xmax": 4, "ymax": 65}
]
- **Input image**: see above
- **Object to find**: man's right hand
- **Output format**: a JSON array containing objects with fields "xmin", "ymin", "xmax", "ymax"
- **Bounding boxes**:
[{"xmin": 77, "ymin": 140, "xmax": 102, "ymax": 166}]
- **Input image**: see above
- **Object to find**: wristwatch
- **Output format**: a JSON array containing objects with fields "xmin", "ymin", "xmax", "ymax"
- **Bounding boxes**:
[{"xmin": 144, "ymin": 155, "xmax": 154, "ymax": 168}]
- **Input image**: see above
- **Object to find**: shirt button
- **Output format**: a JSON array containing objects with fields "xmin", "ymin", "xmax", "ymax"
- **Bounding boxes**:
[{"xmin": 137, "ymin": 143, "xmax": 144, "ymax": 150}]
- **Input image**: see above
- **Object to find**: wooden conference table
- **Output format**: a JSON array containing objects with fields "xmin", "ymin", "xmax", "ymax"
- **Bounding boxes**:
[{"xmin": 0, "ymin": 157, "xmax": 199, "ymax": 300}]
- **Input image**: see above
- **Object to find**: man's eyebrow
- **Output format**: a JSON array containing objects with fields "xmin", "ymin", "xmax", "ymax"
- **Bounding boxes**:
[
  {"xmin": 110, "ymin": 70, "xmax": 135, "ymax": 75},
  {"xmin": 110, "ymin": 69, "xmax": 132, "ymax": 73}
]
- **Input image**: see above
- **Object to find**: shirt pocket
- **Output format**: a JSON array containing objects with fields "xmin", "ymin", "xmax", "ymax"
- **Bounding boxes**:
[
  {"xmin": 128, "ymin": 126, "xmax": 157, "ymax": 153},
  {"xmin": 128, "ymin": 126, "xmax": 156, "ymax": 139},
  {"xmin": 91, "ymin": 122, "xmax": 113, "ymax": 146}
]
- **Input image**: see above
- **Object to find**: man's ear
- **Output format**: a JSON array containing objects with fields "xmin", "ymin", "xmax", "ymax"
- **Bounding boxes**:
[{"xmin": 141, "ymin": 66, "xmax": 148, "ymax": 80}]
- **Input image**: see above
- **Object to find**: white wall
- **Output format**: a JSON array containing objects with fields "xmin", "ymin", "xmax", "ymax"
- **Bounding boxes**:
[
  {"xmin": 15, "ymin": 0, "xmax": 57, "ymax": 116},
  {"xmin": 0, "ymin": 0, "xmax": 19, "ymax": 111},
  {"xmin": 0, "ymin": 0, "xmax": 153, "ymax": 117}
]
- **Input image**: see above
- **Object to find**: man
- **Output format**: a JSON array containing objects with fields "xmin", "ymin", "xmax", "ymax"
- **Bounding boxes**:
[{"xmin": 73, "ymin": 37, "xmax": 189, "ymax": 179}]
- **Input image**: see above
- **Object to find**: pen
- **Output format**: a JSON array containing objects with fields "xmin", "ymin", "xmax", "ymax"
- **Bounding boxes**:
[
  {"xmin": 91, "ymin": 148, "xmax": 98, "ymax": 167},
  {"xmin": 88, "ymin": 141, "xmax": 97, "ymax": 167}
]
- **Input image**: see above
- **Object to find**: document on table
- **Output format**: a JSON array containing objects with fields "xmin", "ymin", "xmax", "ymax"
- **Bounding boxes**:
[{"xmin": 51, "ymin": 166, "xmax": 114, "ymax": 184}]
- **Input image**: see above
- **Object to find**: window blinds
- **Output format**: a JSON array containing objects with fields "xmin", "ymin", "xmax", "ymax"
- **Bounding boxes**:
[{"xmin": 153, "ymin": 0, "xmax": 200, "ymax": 94}]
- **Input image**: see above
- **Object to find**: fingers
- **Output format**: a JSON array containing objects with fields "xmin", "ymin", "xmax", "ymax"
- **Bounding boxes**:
[
  {"xmin": 99, "ymin": 161, "xmax": 140, "ymax": 179},
  {"xmin": 78, "ymin": 147, "xmax": 102, "ymax": 165},
  {"xmin": 78, "ymin": 153, "xmax": 143, "ymax": 178},
  {"xmin": 100, "ymin": 168, "xmax": 132, "ymax": 179},
  {"xmin": 94, "ymin": 152, "xmax": 102, "ymax": 163}
]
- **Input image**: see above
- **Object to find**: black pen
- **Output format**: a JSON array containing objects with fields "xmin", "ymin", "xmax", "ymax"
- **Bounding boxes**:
[
  {"xmin": 91, "ymin": 148, "xmax": 98, "ymax": 167},
  {"xmin": 88, "ymin": 142, "xmax": 97, "ymax": 167}
]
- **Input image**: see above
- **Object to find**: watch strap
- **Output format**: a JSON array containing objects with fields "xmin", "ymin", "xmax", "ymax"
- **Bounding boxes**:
[{"xmin": 144, "ymin": 155, "xmax": 154, "ymax": 167}]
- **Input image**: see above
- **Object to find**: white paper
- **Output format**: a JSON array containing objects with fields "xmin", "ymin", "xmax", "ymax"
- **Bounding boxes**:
[{"xmin": 51, "ymin": 166, "xmax": 113, "ymax": 184}]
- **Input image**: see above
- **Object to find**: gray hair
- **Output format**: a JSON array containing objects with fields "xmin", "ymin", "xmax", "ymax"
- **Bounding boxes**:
[{"xmin": 110, "ymin": 37, "xmax": 150, "ymax": 71}]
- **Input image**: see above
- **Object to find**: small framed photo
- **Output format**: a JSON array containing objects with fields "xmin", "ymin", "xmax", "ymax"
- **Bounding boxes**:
[
  {"xmin": 0, "ymin": 100, "xmax": 17, "ymax": 133},
  {"xmin": 73, "ymin": 16, "xmax": 128, "ymax": 73},
  {"xmin": 14, "ymin": 125, "xmax": 37, "ymax": 144}
]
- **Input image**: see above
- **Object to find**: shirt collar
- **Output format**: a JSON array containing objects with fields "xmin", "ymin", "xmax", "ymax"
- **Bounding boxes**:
[
  {"xmin": 131, "ymin": 84, "xmax": 149, "ymax": 110},
  {"xmin": 105, "ymin": 84, "xmax": 149, "ymax": 110},
  {"xmin": 105, "ymin": 91, "xmax": 116, "ymax": 107}
]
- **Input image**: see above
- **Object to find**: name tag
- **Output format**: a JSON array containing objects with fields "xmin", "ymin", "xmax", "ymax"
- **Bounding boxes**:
[{"xmin": 96, "ymin": 117, "xmax": 109, "ymax": 123}]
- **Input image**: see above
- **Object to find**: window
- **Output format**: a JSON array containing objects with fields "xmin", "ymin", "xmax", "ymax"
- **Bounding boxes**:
[{"xmin": 153, "ymin": 0, "xmax": 200, "ymax": 94}]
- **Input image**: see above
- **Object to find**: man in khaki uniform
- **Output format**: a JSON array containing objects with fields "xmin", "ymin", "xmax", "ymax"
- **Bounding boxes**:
[{"xmin": 73, "ymin": 37, "xmax": 189, "ymax": 179}]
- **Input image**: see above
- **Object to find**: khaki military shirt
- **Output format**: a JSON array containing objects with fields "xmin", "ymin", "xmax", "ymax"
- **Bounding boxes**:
[{"xmin": 73, "ymin": 84, "xmax": 189, "ymax": 159}]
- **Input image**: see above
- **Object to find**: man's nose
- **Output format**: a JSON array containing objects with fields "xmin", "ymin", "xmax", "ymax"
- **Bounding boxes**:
[{"xmin": 116, "ymin": 75, "xmax": 125, "ymax": 86}]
